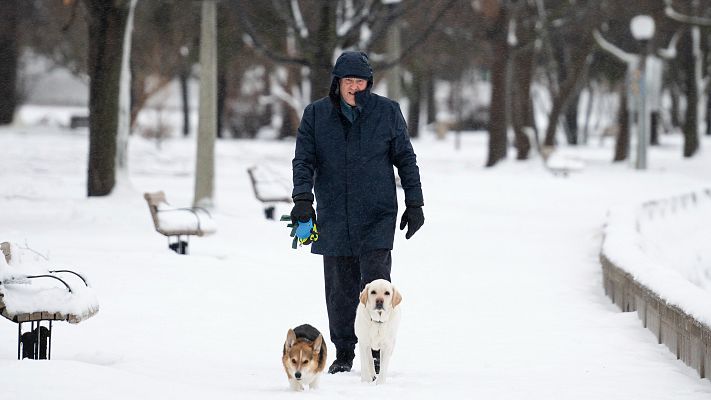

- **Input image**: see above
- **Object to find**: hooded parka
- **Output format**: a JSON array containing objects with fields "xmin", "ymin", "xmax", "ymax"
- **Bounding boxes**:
[{"xmin": 292, "ymin": 52, "xmax": 423, "ymax": 256}]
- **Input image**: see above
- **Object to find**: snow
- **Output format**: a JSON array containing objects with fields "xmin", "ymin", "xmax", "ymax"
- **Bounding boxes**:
[
  {"xmin": 602, "ymin": 189, "xmax": 711, "ymax": 325},
  {"xmin": 1, "ymin": 108, "xmax": 711, "ymax": 399},
  {"xmin": 155, "ymin": 203, "xmax": 217, "ymax": 234}
]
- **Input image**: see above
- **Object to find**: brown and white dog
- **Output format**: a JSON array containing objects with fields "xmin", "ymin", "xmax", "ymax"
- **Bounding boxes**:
[
  {"xmin": 355, "ymin": 279, "xmax": 402, "ymax": 384},
  {"xmin": 282, "ymin": 324, "xmax": 327, "ymax": 391}
]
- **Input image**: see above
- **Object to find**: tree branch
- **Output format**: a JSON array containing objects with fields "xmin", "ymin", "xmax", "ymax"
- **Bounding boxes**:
[
  {"xmin": 592, "ymin": 29, "xmax": 637, "ymax": 65},
  {"xmin": 664, "ymin": 0, "xmax": 711, "ymax": 26},
  {"xmin": 373, "ymin": 0, "xmax": 459, "ymax": 71},
  {"xmin": 235, "ymin": 4, "xmax": 309, "ymax": 66}
]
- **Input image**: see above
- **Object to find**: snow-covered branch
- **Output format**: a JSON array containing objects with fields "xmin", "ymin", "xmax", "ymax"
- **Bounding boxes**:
[
  {"xmin": 593, "ymin": 30, "xmax": 637, "ymax": 65},
  {"xmin": 657, "ymin": 29, "xmax": 681, "ymax": 59},
  {"xmin": 664, "ymin": 0, "xmax": 711, "ymax": 26},
  {"xmin": 290, "ymin": 0, "xmax": 309, "ymax": 39}
]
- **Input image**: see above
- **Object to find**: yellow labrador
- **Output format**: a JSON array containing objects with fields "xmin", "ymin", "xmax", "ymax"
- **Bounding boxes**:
[{"xmin": 354, "ymin": 279, "xmax": 402, "ymax": 384}]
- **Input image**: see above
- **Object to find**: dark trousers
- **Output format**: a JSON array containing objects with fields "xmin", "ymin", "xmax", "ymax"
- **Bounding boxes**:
[{"xmin": 323, "ymin": 249, "xmax": 392, "ymax": 351}]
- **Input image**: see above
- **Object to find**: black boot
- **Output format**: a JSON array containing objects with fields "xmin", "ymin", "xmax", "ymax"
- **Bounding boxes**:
[{"xmin": 328, "ymin": 348, "xmax": 354, "ymax": 374}]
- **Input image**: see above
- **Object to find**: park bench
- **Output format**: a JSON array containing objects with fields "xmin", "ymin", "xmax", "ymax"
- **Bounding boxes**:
[
  {"xmin": 0, "ymin": 242, "xmax": 98, "ymax": 360},
  {"xmin": 247, "ymin": 165, "xmax": 293, "ymax": 219},
  {"xmin": 143, "ymin": 191, "xmax": 217, "ymax": 254}
]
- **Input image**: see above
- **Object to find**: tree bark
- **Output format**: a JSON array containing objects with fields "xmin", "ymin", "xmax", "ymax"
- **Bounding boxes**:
[
  {"xmin": 84, "ymin": 0, "xmax": 130, "ymax": 196},
  {"xmin": 543, "ymin": 37, "xmax": 594, "ymax": 147},
  {"xmin": 485, "ymin": 7, "xmax": 509, "ymax": 167},
  {"xmin": 511, "ymin": 14, "xmax": 535, "ymax": 161},
  {"xmin": 179, "ymin": 65, "xmax": 190, "ymax": 137},
  {"xmin": 425, "ymin": 67, "xmax": 436, "ymax": 124},
  {"xmin": 0, "ymin": 0, "xmax": 19, "ymax": 125},
  {"xmin": 613, "ymin": 84, "xmax": 630, "ymax": 162},
  {"xmin": 407, "ymin": 68, "xmax": 422, "ymax": 138},
  {"xmin": 680, "ymin": 29, "xmax": 699, "ymax": 157},
  {"xmin": 308, "ymin": 1, "xmax": 336, "ymax": 100}
]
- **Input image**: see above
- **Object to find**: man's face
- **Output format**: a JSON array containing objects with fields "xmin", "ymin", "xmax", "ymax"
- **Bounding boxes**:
[{"xmin": 339, "ymin": 77, "xmax": 367, "ymax": 106}]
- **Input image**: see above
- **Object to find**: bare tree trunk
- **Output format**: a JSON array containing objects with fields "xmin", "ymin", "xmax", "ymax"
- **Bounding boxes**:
[
  {"xmin": 84, "ymin": 0, "xmax": 129, "ymax": 196},
  {"xmin": 0, "ymin": 0, "xmax": 19, "ymax": 125},
  {"xmin": 511, "ymin": 13, "xmax": 535, "ymax": 161},
  {"xmin": 485, "ymin": 7, "xmax": 509, "ymax": 167},
  {"xmin": 670, "ymin": 82, "xmax": 681, "ymax": 128},
  {"xmin": 407, "ymin": 69, "xmax": 422, "ymax": 138},
  {"xmin": 308, "ymin": 1, "xmax": 336, "ymax": 101},
  {"xmin": 543, "ymin": 38, "xmax": 594, "ymax": 147},
  {"xmin": 681, "ymin": 29, "xmax": 699, "ymax": 157},
  {"xmin": 217, "ymin": 66, "xmax": 226, "ymax": 139},
  {"xmin": 425, "ymin": 68, "xmax": 436, "ymax": 124},
  {"xmin": 564, "ymin": 101, "xmax": 578, "ymax": 145},
  {"xmin": 280, "ymin": 65, "xmax": 301, "ymax": 139},
  {"xmin": 180, "ymin": 65, "xmax": 190, "ymax": 137},
  {"xmin": 614, "ymin": 83, "xmax": 630, "ymax": 162}
]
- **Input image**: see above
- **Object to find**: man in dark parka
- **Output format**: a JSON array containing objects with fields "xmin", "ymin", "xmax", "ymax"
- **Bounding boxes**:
[{"xmin": 291, "ymin": 51, "xmax": 424, "ymax": 373}]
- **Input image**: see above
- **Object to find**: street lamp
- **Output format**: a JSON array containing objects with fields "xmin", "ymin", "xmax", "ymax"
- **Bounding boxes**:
[{"xmin": 630, "ymin": 15, "xmax": 655, "ymax": 170}]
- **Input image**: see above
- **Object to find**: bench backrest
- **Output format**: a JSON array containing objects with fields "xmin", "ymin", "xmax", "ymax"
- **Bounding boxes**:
[
  {"xmin": 1, "ymin": 242, "xmax": 10, "ymax": 263},
  {"xmin": 143, "ymin": 191, "xmax": 167, "ymax": 233}
]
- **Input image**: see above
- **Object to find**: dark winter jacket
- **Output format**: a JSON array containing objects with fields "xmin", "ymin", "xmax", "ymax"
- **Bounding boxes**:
[{"xmin": 292, "ymin": 52, "xmax": 423, "ymax": 256}]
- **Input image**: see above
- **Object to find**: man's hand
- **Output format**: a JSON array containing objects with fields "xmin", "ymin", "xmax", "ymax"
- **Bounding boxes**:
[
  {"xmin": 399, "ymin": 206, "xmax": 424, "ymax": 239},
  {"xmin": 290, "ymin": 193, "xmax": 316, "ymax": 224}
]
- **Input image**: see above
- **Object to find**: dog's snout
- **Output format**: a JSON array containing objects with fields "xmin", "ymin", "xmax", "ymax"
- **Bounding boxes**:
[
  {"xmin": 294, "ymin": 371, "xmax": 301, "ymax": 379},
  {"xmin": 375, "ymin": 298, "xmax": 384, "ymax": 309}
]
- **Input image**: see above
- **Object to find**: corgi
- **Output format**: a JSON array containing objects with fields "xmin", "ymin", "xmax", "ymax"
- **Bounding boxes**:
[{"xmin": 282, "ymin": 324, "xmax": 327, "ymax": 391}]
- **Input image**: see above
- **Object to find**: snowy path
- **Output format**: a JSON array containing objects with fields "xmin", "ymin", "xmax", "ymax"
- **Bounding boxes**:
[{"xmin": 1, "ymin": 127, "xmax": 710, "ymax": 399}]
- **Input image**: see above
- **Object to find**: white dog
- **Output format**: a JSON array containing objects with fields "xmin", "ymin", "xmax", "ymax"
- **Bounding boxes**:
[{"xmin": 354, "ymin": 279, "xmax": 402, "ymax": 384}]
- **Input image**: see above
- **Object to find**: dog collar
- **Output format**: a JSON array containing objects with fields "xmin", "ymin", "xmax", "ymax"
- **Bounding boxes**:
[{"xmin": 370, "ymin": 317, "xmax": 385, "ymax": 324}]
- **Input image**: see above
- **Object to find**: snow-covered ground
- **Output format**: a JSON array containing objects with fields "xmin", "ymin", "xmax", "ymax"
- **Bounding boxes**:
[{"xmin": 1, "ymin": 110, "xmax": 711, "ymax": 399}]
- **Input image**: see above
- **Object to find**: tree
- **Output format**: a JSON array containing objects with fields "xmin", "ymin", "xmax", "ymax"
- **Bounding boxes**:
[
  {"xmin": 234, "ymin": 0, "xmax": 458, "ymax": 125},
  {"xmin": 0, "ymin": 0, "xmax": 19, "ymax": 125},
  {"xmin": 83, "ymin": 0, "xmax": 130, "ymax": 196},
  {"xmin": 481, "ymin": 0, "xmax": 510, "ymax": 167},
  {"xmin": 663, "ymin": 0, "xmax": 711, "ymax": 157},
  {"xmin": 194, "ymin": 0, "xmax": 217, "ymax": 208}
]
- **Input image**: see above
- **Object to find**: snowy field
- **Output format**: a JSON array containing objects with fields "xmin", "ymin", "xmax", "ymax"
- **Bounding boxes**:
[{"xmin": 2, "ymin": 111, "xmax": 711, "ymax": 399}]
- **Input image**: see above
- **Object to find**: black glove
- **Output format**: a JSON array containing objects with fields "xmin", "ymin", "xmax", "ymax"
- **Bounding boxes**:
[
  {"xmin": 290, "ymin": 193, "xmax": 316, "ymax": 224},
  {"xmin": 399, "ymin": 206, "xmax": 424, "ymax": 239}
]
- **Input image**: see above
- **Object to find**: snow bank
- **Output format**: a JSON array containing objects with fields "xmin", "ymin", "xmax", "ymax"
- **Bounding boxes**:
[{"xmin": 602, "ymin": 188, "xmax": 711, "ymax": 326}]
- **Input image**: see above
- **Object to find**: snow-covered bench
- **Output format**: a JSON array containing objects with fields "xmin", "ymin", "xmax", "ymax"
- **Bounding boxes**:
[
  {"xmin": 247, "ymin": 165, "xmax": 292, "ymax": 219},
  {"xmin": 0, "ymin": 242, "xmax": 98, "ymax": 360},
  {"xmin": 143, "ymin": 191, "xmax": 217, "ymax": 254}
]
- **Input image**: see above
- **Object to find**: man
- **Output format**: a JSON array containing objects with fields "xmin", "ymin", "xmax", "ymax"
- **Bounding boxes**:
[{"xmin": 291, "ymin": 51, "xmax": 424, "ymax": 374}]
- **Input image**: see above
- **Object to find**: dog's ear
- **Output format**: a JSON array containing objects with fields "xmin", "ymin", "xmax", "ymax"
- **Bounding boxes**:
[
  {"xmin": 285, "ymin": 329, "xmax": 297, "ymax": 349},
  {"xmin": 359, "ymin": 284, "xmax": 369, "ymax": 305},
  {"xmin": 313, "ymin": 334, "xmax": 323, "ymax": 354},
  {"xmin": 392, "ymin": 286, "xmax": 402, "ymax": 308}
]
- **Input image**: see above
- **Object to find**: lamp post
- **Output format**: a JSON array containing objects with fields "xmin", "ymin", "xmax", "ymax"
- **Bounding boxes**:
[{"xmin": 630, "ymin": 15, "xmax": 655, "ymax": 170}]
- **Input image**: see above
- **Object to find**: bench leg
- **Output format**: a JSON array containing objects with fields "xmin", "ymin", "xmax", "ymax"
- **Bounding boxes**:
[
  {"xmin": 167, "ymin": 236, "xmax": 189, "ymax": 255},
  {"xmin": 18, "ymin": 321, "xmax": 52, "ymax": 360}
]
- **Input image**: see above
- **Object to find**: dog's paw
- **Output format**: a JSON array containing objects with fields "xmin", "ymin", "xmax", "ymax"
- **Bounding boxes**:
[
  {"xmin": 376, "ymin": 376, "xmax": 387, "ymax": 385},
  {"xmin": 361, "ymin": 374, "xmax": 376, "ymax": 383}
]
